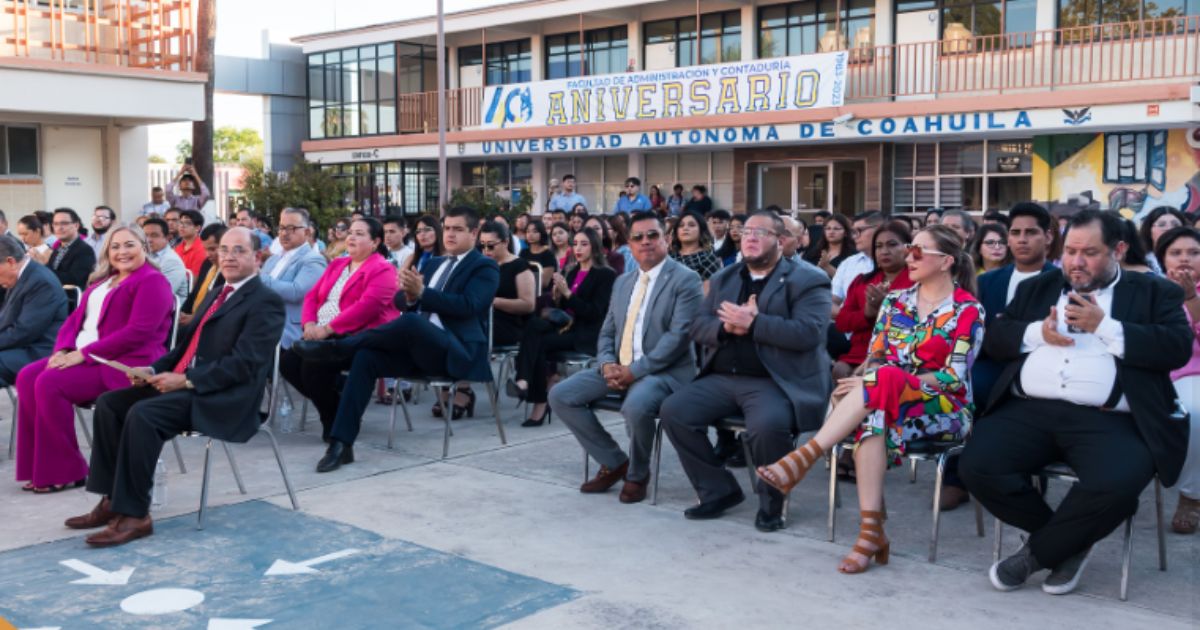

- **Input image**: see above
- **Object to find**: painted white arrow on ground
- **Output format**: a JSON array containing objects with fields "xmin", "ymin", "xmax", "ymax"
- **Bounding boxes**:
[
  {"xmin": 207, "ymin": 619, "xmax": 273, "ymax": 630},
  {"xmin": 264, "ymin": 548, "xmax": 360, "ymax": 576},
  {"xmin": 59, "ymin": 559, "xmax": 135, "ymax": 585}
]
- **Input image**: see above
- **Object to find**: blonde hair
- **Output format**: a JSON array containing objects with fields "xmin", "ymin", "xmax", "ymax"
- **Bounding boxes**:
[{"xmin": 88, "ymin": 223, "xmax": 159, "ymax": 285}]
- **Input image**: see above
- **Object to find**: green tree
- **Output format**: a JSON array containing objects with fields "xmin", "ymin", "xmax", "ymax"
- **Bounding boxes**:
[
  {"xmin": 175, "ymin": 139, "xmax": 193, "ymax": 164},
  {"xmin": 240, "ymin": 158, "xmax": 349, "ymax": 233},
  {"xmin": 175, "ymin": 127, "xmax": 263, "ymax": 164},
  {"xmin": 148, "ymin": 154, "xmax": 167, "ymax": 164}
]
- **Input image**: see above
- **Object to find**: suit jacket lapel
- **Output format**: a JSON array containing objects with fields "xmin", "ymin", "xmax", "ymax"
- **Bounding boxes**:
[
  {"xmin": 1109, "ymin": 271, "xmax": 1135, "ymax": 323},
  {"xmin": 756, "ymin": 260, "xmax": 789, "ymax": 310},
  {"xmin": 207, "ymin": 277, "xmax": 255, "ymax": 322},
  {"xmin": 643, "ymin": 261, "xmax": 673, "ymax": 324}
]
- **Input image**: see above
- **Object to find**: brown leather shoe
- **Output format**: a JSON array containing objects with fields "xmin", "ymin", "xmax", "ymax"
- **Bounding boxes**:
[
  {"xmin": 85, "ymin": 515, "xmax": 154, "ymax": 548},
  {"xmin": 65, "ymin": 497, "xmax": 116, "ymax": 530},
  {"xmin": 938, "ymin": 485, "xmax": 970, "ymax": 512},
  {"xmin": 580, "ymin": 460, "xmax": 629, "ymax": 494},
  {"xmin": 619, "ymin": 477, "xmax": 648, "ymax": 504}
]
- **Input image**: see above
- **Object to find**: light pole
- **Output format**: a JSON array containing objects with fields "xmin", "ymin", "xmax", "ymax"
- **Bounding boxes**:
[{"xmin": 436, "ymin": 0, "xmax": 447, "ymax": 215}]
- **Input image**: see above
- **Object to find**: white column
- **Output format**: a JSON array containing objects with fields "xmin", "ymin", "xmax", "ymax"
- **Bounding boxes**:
[
  {"xmin": 531, "ymin": 156, "xmax": 548, "ymax": 214},
  {"xmin": 1035, "ymin": 0, "xmax": 1056, "ymax": 31},
  {"xmin": 106, "ymin": 124, "xmax": 149, "ymax": 223},
  {"xmin": 874, "ymin": 0, "xmax": 894, "ymax": 47},
  {"xmin": 448, "ymin": 46, "xmax": 460, "ymax": 90},
  {"xmin": 530, "ymin": 34, "xmax": 545, "ymax": 81},
  {"xmin": 741, "ymin": 5, "xmax": 757, "ymax": 59},
  {"xmin": 627, "ymin": 19, "xmax": 642, "ymax": 71}
]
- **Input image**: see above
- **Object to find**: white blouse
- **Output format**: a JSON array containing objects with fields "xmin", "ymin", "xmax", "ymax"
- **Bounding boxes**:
[
  {"xmin": 316, "ymin": 266, "xmax": 352, "ymax": 327},
  {"xmin": 74, "ymin": 280, "xmax": 114, "ymax": 349}
]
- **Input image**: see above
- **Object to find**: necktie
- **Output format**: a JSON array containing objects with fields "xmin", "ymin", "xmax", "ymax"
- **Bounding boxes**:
[
  {"xmin": 619, "ymin": 273, "xmax": 651, "ymax": 366},
  {"xmin": 431, "ymin": 256, "xmax": 457, "ymax": 292},
  {"xmin": 173, "ymin": 285, "xmax": 234, "ymax": 373},
  {"xmin": 193, "ymin": 265, "xmax": 218, "ymax": 309},
  {"xmin": 51, "ymin": 243, "xmax": 67, "ymax": 270}
]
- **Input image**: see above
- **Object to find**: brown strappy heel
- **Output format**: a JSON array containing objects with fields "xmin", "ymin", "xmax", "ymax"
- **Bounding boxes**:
[
  {"xmin": 838, "ymin": 509, "xmax": 889, "ymax": 574},
  {"xmin": 757, "ymin": 438, "xmax": 823, "ymax": 494}
]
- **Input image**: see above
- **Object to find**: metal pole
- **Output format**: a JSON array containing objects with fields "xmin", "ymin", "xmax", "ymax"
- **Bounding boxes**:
[{"xmin": 436, "ymin": 0, "xmax": 447, "ymax": 215}]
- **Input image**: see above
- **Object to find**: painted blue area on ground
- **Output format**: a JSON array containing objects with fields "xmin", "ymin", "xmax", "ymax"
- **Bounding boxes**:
[{"xmin": 0, "ymin": 500, "xmax": 577, "ymax": 629}]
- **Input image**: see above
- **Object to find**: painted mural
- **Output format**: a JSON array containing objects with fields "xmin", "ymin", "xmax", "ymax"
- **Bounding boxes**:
[{"xmin": 1032, "ymin": 127, "xmax": 1200, "ymax": 219}]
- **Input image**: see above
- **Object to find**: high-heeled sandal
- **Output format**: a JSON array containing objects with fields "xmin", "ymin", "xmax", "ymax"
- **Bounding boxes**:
[
  {"xmin": 838, "ymin": 509, "xmax": 889, "ymax": 574},
  {"xmin": 451, "ymin": 388, "xmax": 476, "ymax": 420},
  {"xmin": 522, "ymin": 406, "xmax": 550, "ymax": 427},
  {"xmin": 31, "ymin": 478, "xmax": 87, "ymax": 495},
  {"xmin": 757, "ymin": 438, "xmax": 823, "ymax": 494}
]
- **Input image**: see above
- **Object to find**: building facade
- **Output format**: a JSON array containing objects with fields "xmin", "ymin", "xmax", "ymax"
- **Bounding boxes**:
[
  {"xmin": 296, "ymin": 0, "xmax": 1200, "ymax": 221},
  {"xmin": 0, "ymin": 0, "xmax": 205, "ymax": 221}
]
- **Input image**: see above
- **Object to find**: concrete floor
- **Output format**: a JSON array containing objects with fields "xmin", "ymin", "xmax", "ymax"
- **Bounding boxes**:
[{"xmin": 0, "ymin": 386, "xmax": 1196, "ymax": 628}]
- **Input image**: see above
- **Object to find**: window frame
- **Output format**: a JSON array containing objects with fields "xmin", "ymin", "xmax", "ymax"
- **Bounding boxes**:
[
  {"xmin": 545, "ymin": 26, "xmax": 629, "ymax": 79},
  {"xmin": 307, "ymin": 43, "xmax": 398, "ymax": 141},
  {"xmin": 0, "ymin": 124, "xmax": 40, "ymax": 177},
  {"xmin": 644, "ymin": 10, "xmax": 741, "ymax": 68},
  {"xmin": 458, "ymin": 38, "xmax": 532, "ymax": 86},
  {"xmin": 758, "ymin": 0, "xmax": 877, "ymax": 58}
]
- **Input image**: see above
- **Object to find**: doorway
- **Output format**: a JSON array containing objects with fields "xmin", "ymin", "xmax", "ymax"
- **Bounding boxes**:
[{"xmin": 752, "ymin": 160, "xmax": 866, "ymax": 220}]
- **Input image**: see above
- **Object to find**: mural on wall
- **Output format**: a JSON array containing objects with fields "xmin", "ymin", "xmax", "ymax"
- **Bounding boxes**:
[{"xmin": 1033, "ymin": 127, "xmax": 1200, "ymax": 219}]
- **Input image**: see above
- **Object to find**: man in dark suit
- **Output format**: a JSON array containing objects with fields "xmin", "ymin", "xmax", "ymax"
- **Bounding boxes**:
[
  {"xmin": 47, "ymin": 208, "xmax": 97, "ymax": 292},
  {"xmin": 292, "ymin": 206, "xmax": 500, "ymax": 472},
  {"xmin": 961, "ymin": 210, "xmax": 1192, "ymax": 595},
  {"xmin": 660, "ymin": 210, "xmax": 833, "ymax": 532},
  {"xmin": 64, "ymin": 227, "xmax": 284, "ymax": 547},
  {"xmin": 941, "ymin": 202, "xmax": 1057, "ymax": 511},
  {"xmin": 0, "ymin": 234, "xmax": 68, "ymax": 386}
]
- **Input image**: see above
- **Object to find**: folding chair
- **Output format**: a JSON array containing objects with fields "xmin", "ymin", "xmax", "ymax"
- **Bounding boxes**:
[
  {"xmin": 582, "ymin": 393, "xmax": 666, "ymax": 505},
  {"xmin": 4, "ymin": 385, "xmax": 16, "ymax": 459},
  {"xmin": 992, "ymin": 463, "xmax": 1166, "ymax": 601}
]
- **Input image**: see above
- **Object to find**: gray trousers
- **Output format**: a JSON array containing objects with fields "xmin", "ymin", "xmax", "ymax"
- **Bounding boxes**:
[
  {"xmin": 660, "ymin": 374, "xmax": 794, "ymax": 513},
  {"xmin": 549, "ymin": 369, "xmax": 673, "ymax": 482}
]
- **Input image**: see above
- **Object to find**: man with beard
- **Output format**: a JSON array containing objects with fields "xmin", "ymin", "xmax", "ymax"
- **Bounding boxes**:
[
  {"xmin": 659, "ymin": 210, "xmax": 832, "ymax": 532},
  {"xmin": 84, "ymin": 206, "xmax": 116, "ymax": 255},
  {"xmin": 961, "ymin": 210, "xmax": 1192, "ymax": 595}
]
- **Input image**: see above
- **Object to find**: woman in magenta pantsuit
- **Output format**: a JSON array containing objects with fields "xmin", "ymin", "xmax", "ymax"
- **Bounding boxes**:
[{"xmin": 15, "ymin": 224, "xmax": 174, "ymax": 492}]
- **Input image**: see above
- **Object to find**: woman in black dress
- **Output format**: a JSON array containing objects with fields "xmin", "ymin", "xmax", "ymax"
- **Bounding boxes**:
[
  {"xmin": 482, "ymin": 221, "xmax": 537, "ymax": 346},
  {"xmin": 519, "ymin": 218, "xmax": 557, "ymax": 290}
]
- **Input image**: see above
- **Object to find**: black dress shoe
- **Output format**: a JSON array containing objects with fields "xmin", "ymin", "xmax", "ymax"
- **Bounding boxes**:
[
  {"xmin": 755, "ymin": 509, "xmax": 786, "ymax": 532},
  {"xmin": 725, "ymin": 448, "xmax": 747, "ymax": 468},
  {"xmin": 684, "ymin": 489, "xmax": 745, "ymax": 520},
  {"xmin": 316, "ymin": 441, "xmax": 354, "ymax": 473},
  {"xmin": 292, "ymin": 340, "xmax": 353, "ymax": 363}
]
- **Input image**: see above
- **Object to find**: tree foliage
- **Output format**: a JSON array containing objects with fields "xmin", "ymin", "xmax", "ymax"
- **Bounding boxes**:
[
  {"xmin": 176, "ymin": 126, "xmax": 263, "ymax": 164},
  {"xmin": 240, "ymin": 158, "xmax": 349, "ymax": 232}
]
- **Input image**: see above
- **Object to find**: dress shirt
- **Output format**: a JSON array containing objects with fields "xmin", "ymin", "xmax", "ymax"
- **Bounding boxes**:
[
  {"xmin": 421, "ymin": 255, "xmax": 462, "ymax": 330},
  {"xmin": 141, "ymin": 201, "xmax": 171, "ymax": 216},
  {"xmin": 269, "ymin": 244, "xmax": 305, "ymax": 280},
  {"xmin": 613, "ymin": 194, "xmax": 652, "ymax": 215},
  {"xmin": 629, "ymin": 258, "xmax": 666, "ymax": 363},
  {"xmin": 1018, "ymin": 269, "xmax": 1128, "ymax": 411},
  {"xmin": 84, "ymin": 231, "xmax": 106, "ymax": 255},
  {"xmin": 549, "ymin": 192, "xmax": 587, "ymax": 212},
  {"xmin": 830, "ymin": 252, "xmax": 874, "ymax": 301}
]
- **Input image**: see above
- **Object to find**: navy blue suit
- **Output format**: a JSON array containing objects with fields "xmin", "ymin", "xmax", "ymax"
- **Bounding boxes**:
[
  {"xmin": 328, "ymin": 249, "xmax": 501, "ymax": 445},
  {"xmin": 0, "ymin": 260, "xmax": 68, "ymax": 385}
]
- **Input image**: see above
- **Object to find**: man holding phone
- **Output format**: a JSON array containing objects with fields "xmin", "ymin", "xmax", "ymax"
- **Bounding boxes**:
[{"xmin": 167, "ymin": 162, "xmax": 211, "ymax": 212}]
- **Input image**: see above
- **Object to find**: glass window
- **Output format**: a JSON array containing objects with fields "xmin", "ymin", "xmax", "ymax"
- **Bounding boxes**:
[
  {"xmin": 459, "ymin": 39, "xmax": 531, "ymax": 86},
  {"xmin": 2, "ymin": 126, "xmax": 39, "ymax": 175},
  {"xmin": 546, "ymin": 27, "xmax": 627, "ymax": 79},
  {"xmin": 759, "ymin": 0, "xmax": 876, "ymax": 57},
  {"xmin": 325, "ymin": 160, "xmax": 439, "ymax": 215},
  {"xmin": 307, "ymin": 44, "xmax": 398, "ymax": 139},
  {"xmin": 893, "ymin": 140, "xmax": 1031, "ymax": 213},
  {"xmin": 1057, "ymin": 0, "xmax": 1199, "ymax": 29},
  {"xmin": 898, "ymin": 0, "xmax": 1048, "ymax": 38}
]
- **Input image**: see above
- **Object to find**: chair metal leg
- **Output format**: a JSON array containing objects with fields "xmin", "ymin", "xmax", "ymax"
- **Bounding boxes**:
[
  {"xmin": 197, "ymin": 439, "xmax": 214, "ymax": 530},
  {"xmin": 266, "ymin": 376, "xmax": 282, "ymax": 429},
  {"xmin": 74, "ymin": 407, "xmax": 93, "ymax": 448},
  {"xmin": 1154, "ymin": 477, "xmax": 1166, "ymax": 571},
  {"xmin": 909, "ymin": 458, "xmax": 918, "ymax": 483},
  {"xmin": 930, "ymin": 453, "xmax": 948, "ymax": 563},
  {"xmin": 6, "ymin": 387, "xmax": 16, "ymax": 459},
  {"xmin": 171, "ymin": 438, "xmax": 187, "ymax": 474},
  {"xmin": 993, "ymin": 518, "xmax": 1003, "ymax": 563},
  {"xmin": 387, "ymin": 394, "xmax": 398, "ymax": 449},
  {"xmin": 650, "ymin": 421, "xmax": 663, "ymax": 506},
  {"xmin": 828, "ymin": 443, "xmax": 841, "ymax": 542},
  {"xmin": 441, "ymin": 385, "xmax": 456, "ymax": 459},
  {"xmin": 299, "ymin": 399, "xmax": 308, "ymax": 432},
  {"xmin": 222, "ymin": 441, "xmax": 247, "ymax": 495},
  {"xmin": 486, "ymin": 380, "xmax": 506, "ymax": 445},
  {"xmin": 260, "ymin": 425, "xmax": 300, "ymax": 511},
  {"xmin": 738, "ymin": 431, "xmax": 757, "ymax": 490},
  {"xmin": 1119, "ymin": 516, "xmax": 1134, "ymax": 601},
  {"xmin": 582, "ymin": 448, "xmax": 590, "ymax": 482},
  {"xmin": 973, "ymin": 497, "xmax": 985, "ymax": 537}
]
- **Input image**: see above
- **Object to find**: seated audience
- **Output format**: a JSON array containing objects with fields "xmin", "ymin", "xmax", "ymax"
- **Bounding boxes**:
[
  {"xmin": 1140, "ymin": 207, "xmax": 1189, "ymax": 274},
  {"xmin": 829, "ymin": 212, "xmax": 883, "ymax": 307},
  {"xmin": 608, "ymin": 217, "xmax": 636, "ymax": 274},
  {"xmin": 404, "ymin": 214, "xmax": 444, "ymax": 273},
  {"xmin": 669, "ymin": 212, "xmax": 723, "ymax": 292},
  {"xmin": 714, "ymin": 213, "xmax": 743, "ymax": 267},
  {"xmin": 1153, "ymin": 226, "xmax": 1200, "ymax": 535},
  {"xmin": 481, "ymin": 221, "xmax": 536, "ymax": 348},
  {"xmin": 811, "ymin": 213, "xmax": 857, "ymax": 278},
  {"xmin": 0, "ymin": 235, "xmax": 68, "ymax": 390},
  {"xmin": 833, "ymin": 220, "xmax": 915, "ymax": 379},
  {"xmin": 16, "ymin": 225, "xmax": 174, "ymax": 493},
  {"xmin": 64, "ymin": 228, "xmax": 283, "ymax": 547},
  {"xmin": 706, "ymin": 209, "xmax": 732, "ymax": 255},
  {"xmin": 585, "ymin": 216, "xmax": 626, "ymax": 275},
  {"xmin": 291, "ymin": 207, "xmax": 499, "ymax": 472},
  {"xmin": 659, "ymin": 211, "xmax": 832, "ymax": 533},
  {"xmin": 550, "ymin": 212, "xmax": 704, "ymax": 503},
  {"xmin": 960, "ymin": 210, "xmax": 1191, "ymax": 594},
  {"xmin": 324, "ymin": 219, "xmax": 350, "ymax": 261},
  {"xmin": 758, "ymin": 225, "xmax": 982, "ymax": 571},
  {"xmin": 173, "ymin": 209, "xmax": 207, "ymax": 278},
  {"xmin": 47, "ymin": 208, "xmax": 97, "ymax": 291},
  {"xmin": 972, "ymin": 223, "xmax": 1012, "ymax": 275},
  {"xmin": 519, "ymin": 219, "xmax": 557, "ymax": 289},
  {"xmin": 508, "ymin": 227, "xmax": 617, "ymax": 427},
  {"xmin": 17, "ymin": 215, "xmax": 51, "ymax": 264},
  {"xmin": 382, "ymin": 215, "xmax": 414, "ymax": 269},
  {"xmin": 142, "ymin": 218, "xmax": 189, "ymax": 301},
  {"xmin": 281, "ymin": 217, "xmax": 398, "ymax": 444},
  {"xmin": 260, "ymin": 207, "xmax": 328, "ymax": 350},
  {"xmin": 569, "ymin": 205, "xmax": 587, "ymax": 233},
  {"xmin": 180, "ymin": 224, "xmax": 228, "ymax": 327},
  {"xmin": 549, "ymin": 223, "xmax": 573, "ymax": 271},
  {"xmin": 941, "ymin": 209, "xmax": 978, "ymax": 245}
]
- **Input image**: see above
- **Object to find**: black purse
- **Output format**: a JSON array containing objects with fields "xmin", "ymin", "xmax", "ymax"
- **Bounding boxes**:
[{"xmin": 541, "ymin": 307, "xmax": 573, "ymax": 330}]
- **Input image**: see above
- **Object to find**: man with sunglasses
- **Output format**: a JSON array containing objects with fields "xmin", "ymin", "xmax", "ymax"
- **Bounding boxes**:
[
  {"xmin": 613, "ymin": 177, "xmax": 652, "ymax": 216},
  {"xmin": 549, "ymin": 212, "xmax": 704, "ymax": 503},
  {"xmin": 660, "ymin": 210, "xmax": 833, "ymax": 532}
]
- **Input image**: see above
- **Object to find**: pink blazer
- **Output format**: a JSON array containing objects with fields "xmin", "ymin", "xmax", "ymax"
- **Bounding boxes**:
[
  {"xmin": 302, "ymin": 253, "xmax": 399, "ymax": 335},
  {"xmin": 55, "ymin": 263, "xmax": 175, "ymax": 390}
]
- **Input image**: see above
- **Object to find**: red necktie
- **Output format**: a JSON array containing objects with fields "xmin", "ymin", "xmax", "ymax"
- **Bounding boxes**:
[{"xmin": 173, "ymin": 285, "xmax": 234, "ymax": 373}]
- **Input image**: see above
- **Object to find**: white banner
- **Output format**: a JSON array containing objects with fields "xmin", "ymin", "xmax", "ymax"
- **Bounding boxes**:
[{"xmin": 481, "ymin": 51, "xmax": 848, "ymax": 130}]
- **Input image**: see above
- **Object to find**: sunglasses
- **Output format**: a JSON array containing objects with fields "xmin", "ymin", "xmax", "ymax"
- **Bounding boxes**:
[
  {"xmin": 480, "ymin": 241, "xmax": 503, "ymax": 251},
  {"xmin": 905, "ymin": 245, "xmax": 951, "ymax": 261},
  {"xmin": 629, "ymin": 230, "xmax": 662, "ymax": 243}
]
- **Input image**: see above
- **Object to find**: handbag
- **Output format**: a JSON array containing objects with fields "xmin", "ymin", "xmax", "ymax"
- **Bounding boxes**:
[{"xmin": 541, "ymin": 307, "xmax": 573, "ymax": 331}]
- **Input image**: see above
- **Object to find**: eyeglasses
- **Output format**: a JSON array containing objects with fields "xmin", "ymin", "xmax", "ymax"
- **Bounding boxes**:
[
  {"xmin": 278, "ymin": 225, "xmax": 307, "ymax": 234},
  {"xmin": 218, "ymin": 246, "xmax": 252, "ymax": 258},
  {"xmin": 479, "ymin": 241, "xmax": 503, "ymax": 251},
  {"xmin": 742, "ymin": 228, "xmax": 777, "ymax": 239},
  {"xmin": 905, "ymin": 245, "xmax": 951, "ymax": 260},
  {"xmin": 982, "ymin": 239, "xmax": 1007, "ymax": 248},
  {"xmin": 52, "ymin": 221, "xmax": 75, "ymax": 228},
  {"xmin": 415, "ymin": 226, "xmax": 436, "ymax": 235},
  {"xmin": 629, "ymin": 230, "xmax": 662, "ymax": 243}
]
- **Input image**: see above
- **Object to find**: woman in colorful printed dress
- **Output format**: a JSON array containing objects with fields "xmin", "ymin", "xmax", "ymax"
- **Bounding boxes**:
[{"xmin": 757, "ymin": 225, "xmax": 984, "ymax": 574}]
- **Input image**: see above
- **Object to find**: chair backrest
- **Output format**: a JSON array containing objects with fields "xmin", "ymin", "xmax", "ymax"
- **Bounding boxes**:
[
  {"xmin": 184, "ymin": 269, "xmax": 194, "ymax": 294},
  {"xmin": 528, "ymin": 261, "xmax": 543, "ymax": 294},
  {"xmin": 63, "ymin": 285, "xmax": 82, "ymax": 309},
  {"xmin": 168, "ymin": 295, "xmax": 184, "ymax": 350}
]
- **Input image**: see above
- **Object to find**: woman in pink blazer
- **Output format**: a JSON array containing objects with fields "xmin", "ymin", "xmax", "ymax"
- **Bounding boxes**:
[
  {"xmin": 281, "ymin": 217, "xmax": 399, "ymax": 441},
  {"xmin": 16, "ymin": 224, "xmax": 174, "ymax": 492}
]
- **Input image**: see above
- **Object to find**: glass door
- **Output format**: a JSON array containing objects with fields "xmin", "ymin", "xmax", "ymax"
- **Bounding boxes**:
[{"xmin": 754, "ymin": 162, "xmax": 833, "ymax": 218}]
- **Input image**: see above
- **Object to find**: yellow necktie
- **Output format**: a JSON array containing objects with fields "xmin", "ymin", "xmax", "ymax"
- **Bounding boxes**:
[
  {"xmin": 619, "ymin": 273, "xmax": 652, "ymax": 365},
  {"xmin": 193, "ymin": 265, "xmax": 217, "ymax": 310}
]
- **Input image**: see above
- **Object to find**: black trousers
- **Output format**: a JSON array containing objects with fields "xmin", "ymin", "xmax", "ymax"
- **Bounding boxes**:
[
  {"xmin": 86, "ymin": 385, "xmax": 194, "ymax": 518},
  {"xmin": 515, "ymin": 317, "xmax": 586, "ymax": 404},
  {"xmin": 959, "ymin": 398, "xmax": 1155, "ymax": 568},
  {"xmin": 278, "ymin": 349, "xmax": 353, "ymax": 441},
  {"xmin": 329, "ymin": 313, "xmax": 457, "ymax": 445},
  {"xmin": 660, "ymin": 373, "xmax": 793, "ymax": 514}
]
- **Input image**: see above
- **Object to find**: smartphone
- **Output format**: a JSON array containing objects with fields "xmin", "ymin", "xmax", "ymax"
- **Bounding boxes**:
[
  {"xmin": 1062, "ymin": 286, "xmax": 1096, "ymax": 333},
  {"xmin": 184, "ymin": 157, "xmax": 194, "ymax": 166}
]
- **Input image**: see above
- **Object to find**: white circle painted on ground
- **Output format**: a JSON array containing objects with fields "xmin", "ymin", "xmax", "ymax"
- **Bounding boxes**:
[{"xmin": 120, "ymin": 588, "xmax": 205, "ymax": 615}]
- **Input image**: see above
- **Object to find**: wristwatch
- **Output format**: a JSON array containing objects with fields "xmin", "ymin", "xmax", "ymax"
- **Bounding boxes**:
[{"xmin": 185, "ymin": 379, "xmax": 195, "ymax": 390}]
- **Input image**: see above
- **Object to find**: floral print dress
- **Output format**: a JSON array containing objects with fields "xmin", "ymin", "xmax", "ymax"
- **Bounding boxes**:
[{"xmin": 856, "ymin": 285, "xmax": 984, "ymax": 466}]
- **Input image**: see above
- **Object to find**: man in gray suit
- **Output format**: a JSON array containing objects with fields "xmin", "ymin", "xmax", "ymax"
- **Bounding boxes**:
[
  {"xmin": 0, "ymin": 234, "xmax": 68, "ymax": 386},
  {"xmin": 550, "ymin": 211, "xmax": 703, "ymax": 503},
  {"xmin": 260, "ymin": 207, "xmax": 327, "ymax": 349},
  {"xmin": 661, "ymin": 210, "xmax": 832, "ymax": 532}
]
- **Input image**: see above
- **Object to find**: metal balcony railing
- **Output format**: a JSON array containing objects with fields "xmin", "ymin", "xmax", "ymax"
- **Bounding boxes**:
[
  {"xmin": 385, "ymin": 15, "xmax": 1200, "ymax": 134},
  {"xmin": 1, "ymin": 0, "xmax": 194, "ymax": 71}
]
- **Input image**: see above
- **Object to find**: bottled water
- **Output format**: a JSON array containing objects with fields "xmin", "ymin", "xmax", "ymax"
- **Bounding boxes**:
[
  {"xmin": 150, "ymin": 458, "xmax": 167, "ymax": 510},
  {"xmin": 278, "ymin": 394, "xmax": 294, "ymax": 433}
]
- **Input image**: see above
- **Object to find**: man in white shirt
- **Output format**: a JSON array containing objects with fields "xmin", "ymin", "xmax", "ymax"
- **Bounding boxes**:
[
  {"xmin": 142, "ymin": 218, "xmax": 189, "ymax": 301},
  {"xmin": 141, "ymin": 187, "xmax": 170, "ymax": 216},
  {"xmin": 829, "ymin": 211, "xmax": 883, "ymax": 306},
  {"xmin": 550, "ymin": 212, "xmax": 704, "ymax": 503},
  {"xmin": 382, "ymin": 215, "xmax": 414, "ymax": 269},
  {"xmin": 961, "ymin": 210, "xmax": 1192, "ymax": 596}
]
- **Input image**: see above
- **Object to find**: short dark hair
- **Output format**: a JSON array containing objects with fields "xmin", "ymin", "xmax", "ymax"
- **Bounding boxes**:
[
  {"xmin": 691, "ymin": 184, "xmax": 707, "ymax": 194},
  {"xmin": 1008, "ymin": 202, "xmax": 1052, "ymax": 232},
  {"xmin": 163, "ymin": 207, "xmax": 181, "ymax": 218},
  {"xmin": 673, "ymin": 184, "xmax": 684, "ymax": 191},
  {"xmin": 561, "ymin": 174, "xmax": 575, "ymax": 182},
  {"xmin": 625, "ymin": 176, "xmax": 641, "ymax": 187},
  {"xmin": 179, "ymin": 209, "xmax": 204, "ymax": 228},
  {"xmin": 941, "ymin": 209, "xmax": 977, "ymax": 235},
  {"xmin": 381, "ymin": 214, "xmax": 407, "ymax": 229},
  {"xmin": 814, "ymin": 210, "xmax": 832, "ymax": 220},
  {"xmin": 982, "ymin": 210, "xmax": 1011, "ymax": 227},
  {"xmin": 17, "ymin": 214, "xmax": 41, "ymax": 233},
  {"xmin": 480, "ymin": 220, "xmax": 510, "ymax": 243},
  {"xmin": 1154, "ymin": 226, "xmax": 1200, "ymax": 267},
  {"xmin": 94, "ymin": 205, "xmax": 116, "ymax": 220},
  {"xmin": 444, "ymin": 205, "xmax": 481, "ymax": 230},
  {"xmin": 200, "ymin": 223, "xmax": 227, "ymax": 242},
  {"xmin": 142, "ymin": 217, "xmax": 169, "ymax": 236},
  {"xmin": 0, "ymin": 234, "xmax": 25, "ymax": 260},
  {"xmin": 151, "ymin": 186, "xmax": 164, "ymax": 193},
  {"xmin": 747, "ymin": 209, "xmax": 786, "ymax": 237},
  {"xmin": 548, "ymin": 208, "xmax": 567, "ymax": 218},
  {"xmin": 53, "ymin": 207, "xmax": 81, "ymax": 226},
  {"xmin": 1067, "ymin": 210, "xmax": 1125, "ymax": 251},
  {"xmin": 628, "ymin": 211, "xmax": 663, "ymax": 232},
  {"xmin": 853, "ymin": 210, "xmax": 884, "ymax": 227},
  {"xmin": 705, "ymin": 209, "xmax": 731, "ymax": 221}
]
